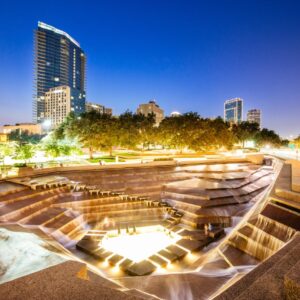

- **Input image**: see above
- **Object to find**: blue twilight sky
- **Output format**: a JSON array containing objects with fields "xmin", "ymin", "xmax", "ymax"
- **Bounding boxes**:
[{"xmin": 0, "ymin": 0, "xmax": 300, "ymax": 137}]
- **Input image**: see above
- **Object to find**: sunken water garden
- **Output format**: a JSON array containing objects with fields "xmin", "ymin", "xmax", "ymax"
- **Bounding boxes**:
[{"xmin": 0, "ymin": 154, "xmax": 299, "ymax": 299}]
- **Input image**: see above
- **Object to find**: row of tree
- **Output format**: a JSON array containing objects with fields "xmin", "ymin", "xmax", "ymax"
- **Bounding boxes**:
[
  {"xmin": 0, "ymin": 137, "xmax": 81, "ymax": 165},
  {"xmin": 53, "ymin": 111, "xmax": 286, "ymax": 158}
]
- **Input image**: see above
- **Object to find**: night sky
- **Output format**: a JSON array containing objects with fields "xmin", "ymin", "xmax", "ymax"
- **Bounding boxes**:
[{"xmin": 1, "ymin": 0, "xmax": 300, "ymax": 137}]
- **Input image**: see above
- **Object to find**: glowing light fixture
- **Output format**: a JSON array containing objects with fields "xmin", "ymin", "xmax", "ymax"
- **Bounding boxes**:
[
  {"xmin": 43, "ymin": 119, "xmax": 52, "ymax": 129},
  {"xmin": 101, "ymin": 225, "xmax": 181, "ymax": 263}
]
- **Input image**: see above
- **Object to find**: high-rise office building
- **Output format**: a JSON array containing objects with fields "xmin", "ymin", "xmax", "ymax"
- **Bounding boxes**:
[
  {"xmin": 44, "ymin": 86, "xmax": 85, "ymax": 128},
  {"xmin": 33, "ymin": 21, "xmax": 86, "ymax": 123},
  {"xmin": 247, "ymin": 109, "xmax": 261, "ymax": 127},
  {"xmin": 224, "ymin": 98, "xmax": 243, "ymax": 124},
  {"xmin": 137, "ymin": 100, "xmax": 164, "ymax": 126}
]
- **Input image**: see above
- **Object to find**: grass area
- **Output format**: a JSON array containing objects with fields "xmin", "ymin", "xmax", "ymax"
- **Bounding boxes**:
[
  {"xmin": 87, "ymin": 156, "xmax": 125, "ymax": 163},
  {"xmin": 115, "ymin": 152, "xmax": 138, "ymax": 157}
]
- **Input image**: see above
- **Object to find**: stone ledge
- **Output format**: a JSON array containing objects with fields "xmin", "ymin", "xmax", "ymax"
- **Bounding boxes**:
[
  {"xmin": 0, "ymin": 260, "xmax": 141, "ymax": 300},
  {"xmin": 214, "ymin": 233, "xmax": 300, "ymax": 300},
  {"xmin": 285, "ymin": 260, "xmax": 300, "ymax": 300},
  {"xmin": 286, "ymin": 160, "xmax": 300, "ymax": 193}
]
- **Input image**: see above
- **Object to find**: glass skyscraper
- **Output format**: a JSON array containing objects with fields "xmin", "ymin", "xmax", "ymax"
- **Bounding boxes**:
[
  {"xmin": 33, "ymin": 21, "xmax": 86, "ymax": 123},
  {"xmin": 224, "ymin": 98, "xmax": 243, "ymax": 124}
]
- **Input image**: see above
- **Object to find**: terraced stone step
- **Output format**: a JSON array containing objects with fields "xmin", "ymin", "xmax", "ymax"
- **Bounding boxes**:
[
  {"xmin": 220, "ymin": 244, "xmax": 259, "ymax": 267},
  {"xmin": 163, "ymin": 186, "xmax": 267, "ymax": 208},
  {"xmin": 66, "ymin": 202, "xmax": 151, "ymax": 214},
  {"xmin": 0, "ymin": 182, "xmax": 26, "ymax": 196},
  {"xmin": 0, "ymin": 190, "xmax": 63, "ymax": 221},
  {"xmin": 248, "ymin": 216, "xmax": 295, "ymax": 243},
  {"xmin": 237, "ymin": 225, "xmax": 284, "ymax": 251},
  {"xmin": 44, "ymin": 211, "xmax": 78, "ymax": 231},
  {"xmin": 23, "ymin": 207, "xmax": 68, "ymax": 226},
  {"xmin": 181, "ymin": 213, "xmax": 231, "ymax": 228},
  {"xmin": 56, "ymin": 196, "xmax": 147, "ymax": 208},
  {"xmin": 228, "ymin": 234, "xmax": 274, "ymax": 261},
  {"xmin": 234, "ymin": 234, "xmax": 300, "ymax": 300},
  {"xmin": 270, "ymin": 195, "xmax": 300, "ymax": 211},
  {"xmin": 207, "ymin": 180, "xmax": 271, "ymax": 200},
  {"xmin": 86, "ymin": 209, "xmax": 164, "ymax": 225},
  {"xmin": 261, "ymin": 203, "xmax": 300, "ymax": 231},
  {"xmin": 275, "ymin": 188, "xmax": 300, "ymax": 203},
  {"xmin": 0, "ymin": 188, "xmax": 38, "ymax": 204},
  {"xmin": 215, "ymin": 234, "xmax": 300, "ymax": 300}
]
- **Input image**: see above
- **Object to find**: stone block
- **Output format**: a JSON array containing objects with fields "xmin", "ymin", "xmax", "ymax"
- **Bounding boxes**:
[
  {"xmin": 246, "ymin": 153, "xmax": 264, "ymax": 165},
  {"xmin": 125, "ymin": 260, "xmax": 156, "ymax": 276},
  {"xmin": 176, "ymin": 238, "xmax": 202, "ymax": 252}
]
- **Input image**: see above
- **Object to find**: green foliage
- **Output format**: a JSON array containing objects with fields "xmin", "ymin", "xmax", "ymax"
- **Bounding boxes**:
[
  {"xmin": 15, "ymin": 144, "xmax": 35, "ymax": 163},
  {"xmin": 87, "ymin": 156, "xmax": 125, "ymax": 163},
  {"xmin": 41, "ymin": 133, "xmax": 82, "ymax": 158},
  {"xmin": 52, "ymin": 111, "xmax": 285, "ymax": 154},
  {"xmin": 0, "ymin": 142, "xmax": 15, "ymax": 159},
  {"xmin": 158, "ymin": 113, "xmax": 235, "ymax": 152},
  {"xmin": 231, "ymin": 121, "xmax": 260, "ymax": 147},
  {"xmin": 255, "ymin": 128, "xmax": 282, "ymax": 147},
  {"xmin": 281, "ymin": 139, "xmax": 290, "ymax": 147},
  {"xmin": 13, "ymin": 163, "xmax": 27, "ymax": 168},
  {"xmin": 294, "ymin": 135, "xmax": 300, "ymax": 147}
]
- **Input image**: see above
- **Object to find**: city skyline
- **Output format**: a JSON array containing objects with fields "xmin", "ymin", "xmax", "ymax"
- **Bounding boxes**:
[{"xmin": 1, "ymin": 1, "xmax": 300, "ymax": 137}]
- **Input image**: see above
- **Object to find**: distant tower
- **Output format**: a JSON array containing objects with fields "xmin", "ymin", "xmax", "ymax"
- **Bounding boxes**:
[
  {"xmin": 137, "ymin": 100, "xmax": 164, "ymax": 126},
  {"xmin": 224, "ymin": 98, "xmax": 243, "ymax": 124},
  {"xmin": 33, "ymin": 21, "xmax": 86, "ymax": 123},
  {"xmin": 247, "ymin": 109, "xmax": 262, "ymax": 128}
]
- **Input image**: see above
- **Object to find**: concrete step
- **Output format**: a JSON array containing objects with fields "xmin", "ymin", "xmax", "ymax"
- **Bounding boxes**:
[
  {"xmin": 44, "ymin": 211, "xmax": 78, "ymax": 232},
  {"xmin": 270, "ymin": 195, "xmax": 300, "ymax": 211},
  {"xmin": 0, "ymin": 188, "xmax": 38, "ymax": 204},
  {"xmin": 275, "ymin": 188, "xmax": 300, "ymax": 203},
  {"xmin": 220, "ymin": 244, "xmax": 259, "ymax": 267},
  {"xmin": 238, "ymin": 225, "xmax": 284, "ymax": 252},
  {"xmin": 0, "ymin": 190, "xmax": 62, "ymax": 222},
  {"xmin": 215, "ymin": 233, "xmax": 300, "ymax": 300},
  {"xmin": 228, "ymin": 233, "xmax": 274, "ymax": 261},
  {"xmin": 22, "ymin": 207, "xmax": 68, "ymax": 226},
  {"xmin": 0, "ymin": 260, "xmax": 135, "ymax": 300},
  {"xmin": 248, "ymin": 216, "xmax": 295, "ymax": 243},
  {"xmin": 235, "ymin": 234, "xmax": 300, "ymax": 300},
  {"xmin": 261, "ymin": 203, "xmax": 300, "ymax": 231}
]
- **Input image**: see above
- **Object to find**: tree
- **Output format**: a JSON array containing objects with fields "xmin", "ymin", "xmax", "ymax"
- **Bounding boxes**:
[
  {"xmin": 202, "ymin": 117, "xmax": 235, "ymax": 150},
  {"xmin": 15, "ymin": 144, "xmax": 35, "ymax": 164},
  {"xmin": 0, "ymin": 142, "xmax": 16, "ymax": 165},
  {"xmin": 135, "ymin": 112, "xmax": 156, "ymax": 150},
  {"xmin": 294, "ymin": 135, "xmax": 300, "ymax": 147},
  {"xmin": 255, "ymin": 128, "xmax": 282, "ymax": 148},
  {"xmin": 117, "ymin": 111, "xmax": 157, "ymax": 150},
  {"xmin": 56, "ymin": 111, "xmax": 119, "ymax": 158},
  {"xmin": 232, "ymin": 121, "xmax": 260, "ymax": 148},
  {"xmin": 293, "ymin": 135, "xmax": 300, "ymax": 157},
  {"xmin": 43, "ymin": 141, "xmax": 61, "ymax": 158},
  {"xmin": 158, "ymin": 113, "xmax": 201, "ymax": 152},
  {"xmin": 41, "ymin": 132, "xmax": 82, "ymax": 159}
]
